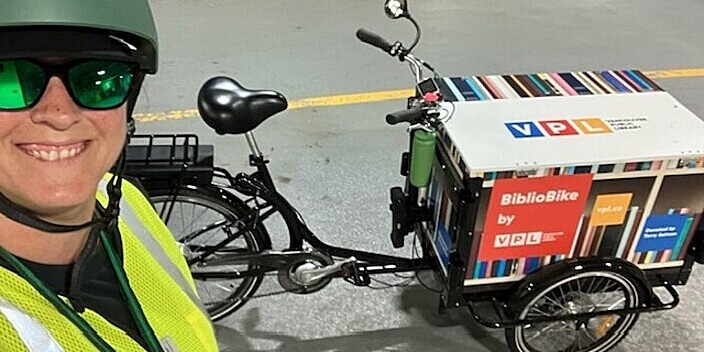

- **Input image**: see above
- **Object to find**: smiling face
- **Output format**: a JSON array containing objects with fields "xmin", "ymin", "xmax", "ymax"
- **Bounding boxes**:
[{"xmin": 0, "ymin": 75, "xmax": 126, "ymax": 224}]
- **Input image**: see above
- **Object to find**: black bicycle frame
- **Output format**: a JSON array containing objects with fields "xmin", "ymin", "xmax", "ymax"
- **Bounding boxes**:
[{"xmin": 219, "ymin": 148, "xmax": 430, "ymax": 276}]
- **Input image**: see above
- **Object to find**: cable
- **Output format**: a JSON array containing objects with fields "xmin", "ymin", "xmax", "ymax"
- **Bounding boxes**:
[
  {"xmin": 368, "ymin": 276, "xmax": 415, "ymax": 290},
  {"xmin": 436, "ymin": 101, "xmax": 456, "ymax": 125},
  {"xmin": 406, "ymin": 15, "xmax": 421, "ymax": 53},
  {"xmin": 415, "ymin": 269, "xmax": 442, "ymax": 293},
  {"xmin": 410, "ymin": 230, "xmax": 443, "ymax": 293},
  {"xmin": 393, "ymin": 272, "xmax": 416, "ymax": 279}
]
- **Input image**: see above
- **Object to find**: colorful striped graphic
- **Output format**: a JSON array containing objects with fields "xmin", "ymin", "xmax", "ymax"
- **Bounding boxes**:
[
  {"xmin": 438, "ymin": 70, "xmax": 660, "ymax": 102},
  {"xmin": 432, "ymin": 69, "xmax": 703, "ymax": 284}
]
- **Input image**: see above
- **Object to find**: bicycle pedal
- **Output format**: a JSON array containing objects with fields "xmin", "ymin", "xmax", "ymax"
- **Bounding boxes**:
[{"xmin": 341, "ymin": 262, "xmax": 371, "ymax": 287}]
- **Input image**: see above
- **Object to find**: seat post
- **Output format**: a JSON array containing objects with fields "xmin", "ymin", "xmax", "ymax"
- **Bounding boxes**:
[
  {"xmin": 245, "ymin": 132, "xmax": 263, "ymax": 158},
  {"xmin": 244, "ymin": 131, "xmax": 276, "ymax": 190}
]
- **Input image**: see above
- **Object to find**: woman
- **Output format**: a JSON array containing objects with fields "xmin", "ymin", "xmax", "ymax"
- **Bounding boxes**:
[{"xmin": 0, "ymin": 1, "xmax": 218, "ymax": 351}]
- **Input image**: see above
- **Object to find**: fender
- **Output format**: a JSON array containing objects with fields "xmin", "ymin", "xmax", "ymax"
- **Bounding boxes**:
[
  {"xmin": 148, "ymin": 184, "xmax": 272, "ymax": 250},
  {"xmin": 512, "ymin": 257, "xmax": 653, "ymax": 306}
]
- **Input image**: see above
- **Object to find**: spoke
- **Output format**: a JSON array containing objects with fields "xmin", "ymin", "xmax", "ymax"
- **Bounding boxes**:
[
  {"xmin": 527, "ymin": 307, "xmax": 553, "ymax": 317},
  {"xmin": 598, "ymin": 280, "xmax": 619, "ymax": 294},
  {"xmin": 189, "ymin": 199, "xmax": 197, "ymax": 230},
  {"xmin": 520, "ymin": 275, "xmax": 635, "ymax": 352},
  {"xmin": 586, "ymin": 276, "xmax": 596, "ymax": 294},
  {"xmin": 526, "ymin": 321, "xmax": 564, "ymax": 341},
  {"xmin": 607, "ymin": 298, "xmax": 627, "ymax": 310},
  {"xmin": 550, "ymin": 286, "xmax": 563, "ymax": 304},
  {"xmin": 576, "ymin": 276, "xmax": 582, "ymax": 293},
  {"xmin": 526, "ymin": 323, "xmax": 577, "ymax": 351},
  {"xmin": 154, "ymin": 193, "xmax": 262, "ymax": 319},
  {"xmin": 195, "ymin": 229, "xmax": 219, "ymax": 249},
  {"xmin": 592, "ymin": 277, "xmax": 603, "ymax": 294},
  {"xmin": 544, "ymin": 291, "xmax": 560, "ymax": 311},
  {"xmin": 213, "ymin": 283, "xmax": 234, "ymax": 293},
  {"xmin": 592, "ymin": 292, "xmax": 626, "ymax": 310},
  {"xmin": 179, "ymin": 201, "xmax": 186, "ymax": 233},
  {"xmin": 543, "ymin": 294, "xmax": 568, "ymax": 311},
  {"xmin": 558, "ymin": 283, "xmax": 567, "ymax": 303},
  {"xmin": 592, "ymin": 301, "xmax": 625, "ymax": 310},
  {"xmin": 581, "ymin": 327, "xmax": 598, "ymax": 343},
  {"xmin": 573, "ymin": 330, "xmax": 584, "ymax": 351},
  {"xmin": 593, "ymin": 277, "xmax": 605, "ymax": 293}
]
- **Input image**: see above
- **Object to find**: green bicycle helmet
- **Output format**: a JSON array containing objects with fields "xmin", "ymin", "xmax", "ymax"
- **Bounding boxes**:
[
  {"xmin": 0, "ymin": 0, "xmax": 158, "ymax": 73},
  {"xmin": 0, "ymin": 0, "xmax": 159, "ymax": 233}
]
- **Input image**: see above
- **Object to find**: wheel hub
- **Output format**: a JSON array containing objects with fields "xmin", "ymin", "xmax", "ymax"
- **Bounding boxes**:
[
  {"xmin": 277, "ymin": 250, "xmax": 334, "ymax": 294},
  {"xmin": 290, "ymin": 261, "xmax": 324, "ymax": 286},
  {"xmin": 561, "ymin": 294, "xmax": 595, "ymax": 330}
]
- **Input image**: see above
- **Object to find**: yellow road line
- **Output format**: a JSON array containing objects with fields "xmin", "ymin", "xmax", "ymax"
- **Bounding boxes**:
[
  {"xmin": 136, "ymin": 109, "xmax": 199, "ymax": 122},
  {"xmin": 288, "ymin": 89, "xmax": 414, "ymax": 110},
  {"xmin": 133, "ymin": 68, "xmax": 704, "ymax": 123},
  {"xmin": 641, "ymin": 68, "xmax": 704, "ymax": 79}
]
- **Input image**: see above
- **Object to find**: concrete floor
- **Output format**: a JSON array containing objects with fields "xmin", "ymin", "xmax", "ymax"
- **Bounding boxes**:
[{"xmin": 135, "ymin": 1, "xmax": 704, "ymax": 351}]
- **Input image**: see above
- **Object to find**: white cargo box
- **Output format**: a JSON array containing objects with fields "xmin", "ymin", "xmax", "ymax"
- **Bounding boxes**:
[{"xmin": 424, "ymin": 71, "xmax": 704, "ymax": 287}]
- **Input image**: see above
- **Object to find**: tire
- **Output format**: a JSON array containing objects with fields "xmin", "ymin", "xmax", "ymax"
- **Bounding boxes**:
[
  {"xmin": 149, "ymin": 186, "xmax": 270, "ymax": 321},
  {"xmin": 505, "ymin": 266, "xmax": 643, "ymax": 352}
]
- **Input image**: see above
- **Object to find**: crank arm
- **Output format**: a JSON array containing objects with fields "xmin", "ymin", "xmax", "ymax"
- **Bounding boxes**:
[{"xmin": 296, "ymin": 257, "xmax": 357, "ymax": 284}]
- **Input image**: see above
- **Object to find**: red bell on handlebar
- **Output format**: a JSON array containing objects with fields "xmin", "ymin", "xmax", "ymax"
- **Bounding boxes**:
[{"xmin": 423, "ymin": 91, "xmax": 441, "ymax": 103}]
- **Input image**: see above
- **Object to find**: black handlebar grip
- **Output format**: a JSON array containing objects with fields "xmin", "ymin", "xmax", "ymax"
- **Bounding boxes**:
[
  {"xmin": 386, "ymin": 107, "xmax": 423, "ymax": 125},
  {"xmin": 356, "ymin": 28, "xmax": 392, "ymax": 53}
]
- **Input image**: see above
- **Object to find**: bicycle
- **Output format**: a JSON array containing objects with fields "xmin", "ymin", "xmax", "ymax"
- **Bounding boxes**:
[{"xmin": 125, "ymin": 1, "xmax": 704, "ymax": 351}]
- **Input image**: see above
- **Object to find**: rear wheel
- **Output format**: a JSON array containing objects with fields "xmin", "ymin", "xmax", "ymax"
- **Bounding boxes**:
[
  {"xmin": 150, "ymin": 187, "xmax": 269, "ymax": 321},
  {"xmin": 505, "ymin": 268, "xmax": 642, "ymax": 352}
]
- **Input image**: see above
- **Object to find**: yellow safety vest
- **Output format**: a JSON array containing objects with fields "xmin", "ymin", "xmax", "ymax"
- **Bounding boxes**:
[{"xmin": 0, "ymin": 176, "xmax": 218, "ymax": 351}]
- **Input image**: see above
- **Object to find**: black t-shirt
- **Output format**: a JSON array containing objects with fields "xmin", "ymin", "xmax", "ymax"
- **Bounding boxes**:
[{"xmin": 0, "ymin": 227, "xmax": 149, "ymax": 350}]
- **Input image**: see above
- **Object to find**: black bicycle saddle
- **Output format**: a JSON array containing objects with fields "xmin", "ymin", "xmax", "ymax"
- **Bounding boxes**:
[{"xmin": 197, "ymin": 76, "xmax": 288, "ymax": 135}]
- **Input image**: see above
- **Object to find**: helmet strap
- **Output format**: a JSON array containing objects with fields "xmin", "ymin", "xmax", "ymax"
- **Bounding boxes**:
[
  {"xmin": 0, "ymin": 191, "xmax": 95, "ymax": 233},
  {"xmin": 0, "ymin": 144, "xmax": 129, "ymax": 234},
  {"xmin": 101, "ymin": 146, "xmax": 128, "ymax": 229},
  {"xmin": 126, "ymin": 72, "xmax": 146, "ymax": 123}
]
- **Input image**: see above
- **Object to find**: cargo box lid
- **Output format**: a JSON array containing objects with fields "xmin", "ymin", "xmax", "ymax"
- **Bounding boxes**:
[{"xmin": 441, "ymin": 91, "xmax": 704, "ymax": 172}]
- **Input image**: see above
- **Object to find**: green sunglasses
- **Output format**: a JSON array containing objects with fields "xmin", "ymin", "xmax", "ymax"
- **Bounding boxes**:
[{"xmin": 0, "ymin": 59, "xmax": 137, "ymax": 110}]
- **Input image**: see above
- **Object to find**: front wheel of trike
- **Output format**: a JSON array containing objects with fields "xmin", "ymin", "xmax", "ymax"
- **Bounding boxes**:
[{"xmin": 505, "ymin": 264, "xmax": 646, "ymax": 352}]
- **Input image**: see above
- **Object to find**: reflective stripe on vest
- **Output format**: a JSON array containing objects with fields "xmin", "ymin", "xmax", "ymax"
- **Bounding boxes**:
[
  {"xmin": 97, "ymin": 179, "xmax": 208, "ymax": 318},
  {"xmin": 0, "ymin": 176, "xmax": 216, "ymax": 351},
  {"xmin": 0, "ymin": 297, "xmax": 63, "ymax": 352},
  {"xmin": 96, "ymin": 177, "xmax": 217, "ymax": 351}
]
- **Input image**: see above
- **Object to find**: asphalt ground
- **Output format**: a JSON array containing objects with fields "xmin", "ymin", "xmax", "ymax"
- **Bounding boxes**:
[{"xmin": 136, "ymin": 1, "xmax": 704, "ymax": 351}]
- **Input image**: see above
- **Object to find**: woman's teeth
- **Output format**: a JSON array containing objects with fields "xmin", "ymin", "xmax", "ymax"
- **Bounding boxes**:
[{"xmin": 23, "ymin": 145, "xmax": 86, "ymax": 161}]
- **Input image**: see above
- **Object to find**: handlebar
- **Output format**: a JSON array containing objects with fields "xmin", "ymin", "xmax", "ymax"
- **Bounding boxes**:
[
  {"xmin": 357, "ymin": 17, "xmax": 445, "ymax": 130},
  {"xmin": 386, "ymin": 107, "xmax": 423, "ymax": 125},
  {"xmin": 355, "ymin": 28, "xmax": 393, "ymax": 53}
]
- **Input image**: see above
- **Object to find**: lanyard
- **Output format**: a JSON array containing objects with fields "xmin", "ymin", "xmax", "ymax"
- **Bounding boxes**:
[{"xmin": 0, "ymin": 229, "xmax": 164, "ymax": 352}]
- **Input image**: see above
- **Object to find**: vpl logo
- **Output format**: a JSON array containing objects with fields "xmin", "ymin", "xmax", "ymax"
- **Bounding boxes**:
[
  {"xmin": 494, "ymin": 232, "xmax": 543, "ymax": 248},
  {"xmin": 504, "ymin": 118, "xmax": 613, "ymax": 139}
]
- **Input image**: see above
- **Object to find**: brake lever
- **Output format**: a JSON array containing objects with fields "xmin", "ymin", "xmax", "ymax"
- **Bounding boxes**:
[{"xmin": 408, "ymin": 123, "xmax": 433, "ymax": 133}]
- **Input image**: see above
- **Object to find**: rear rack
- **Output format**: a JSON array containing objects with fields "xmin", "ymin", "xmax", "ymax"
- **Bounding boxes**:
[{"xmin": 125, "ymin": 134, "xmax": 214, "ymax": 188}]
